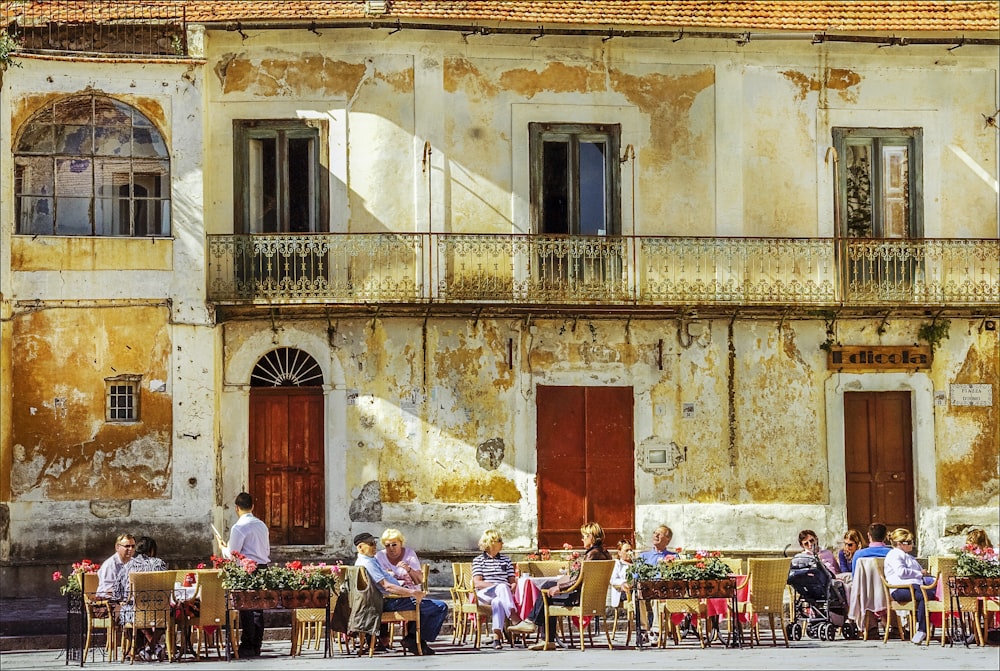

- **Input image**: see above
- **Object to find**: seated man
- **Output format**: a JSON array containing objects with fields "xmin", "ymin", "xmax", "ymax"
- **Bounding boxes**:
[
  {"xmin": 353, "ymin": 532, "xmax": 448, "ymax": 656},
  {"xmin": 638, "ymin": 524, "xmax": 678, "ymax": 637},
  {"xmin": 851, "ymin": 523, "xmax": 892, "ymax": 572},
  {"xmin": 97, "ymin": 533, "xmax": 135, "ymax": 598},
  {"xmin": 114, "ymin": 537, "xmax": 168, "ymax": 661}
]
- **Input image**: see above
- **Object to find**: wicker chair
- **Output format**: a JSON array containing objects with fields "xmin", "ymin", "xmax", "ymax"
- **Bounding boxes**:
[
  {"xmin": 81, "ymin": 571, "xmax": 117, "ymax": 662},
  {"xmin": 517, "ymin": 560, "xmax": 567, "ymax": 577},
  {"xmin": 878, "ymin": 559, "xmax": 937, "ymax": 643},
  {"xmin": 926, "ymin": 556, "xmax": 983, "ymax": 646},
  {"xmin": 451, "ymin": 562, "xmax": 494, "ymax": 648},
  {"xmin": 121, "ymin": 570, "xmax": 176, "ymax": 663},
  {"xmin": 741, "ymin": 558, "xmax": 793, "ymax": 647},
  {"xmin": 540, "ymin": 560, "xmax": 615, "ymax": 651},
  {"xmin": 184, "ymin": 569, "xmax": 236, "ymax": 658}
]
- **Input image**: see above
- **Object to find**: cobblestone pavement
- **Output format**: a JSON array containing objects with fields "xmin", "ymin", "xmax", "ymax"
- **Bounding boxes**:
[{"xmin": 2, "ymin": 634, "xmax": 997, "ymax": 670}]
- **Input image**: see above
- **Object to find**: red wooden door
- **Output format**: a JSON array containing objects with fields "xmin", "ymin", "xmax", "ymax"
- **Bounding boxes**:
[
  {"xmin": 249, "ymin": 388, "xmax": 325, "ymax": 545},
  {"xmin": 536, "ymin": 386, "xmax": 634, "ymax": 548},
  {"xmin": 844, "ymin": 391, "xmax": 914, "ymax": 534}
]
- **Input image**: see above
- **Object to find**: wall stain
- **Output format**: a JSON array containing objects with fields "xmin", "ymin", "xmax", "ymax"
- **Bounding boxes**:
[
  {"xmin": 499, "ymin": 61, "xmax": 604, "ymax": 97},
  {"xmin": 781, "ymin": 68, "xmax": 861, "ymax": 102},
  {"xmin": 608, "ymin": 66, "xmax": 714, "ymax": 165},
  {"xmin": 433, "ymin": 474, "xmax": 520, "ymax": 503},
  {"xmin": 215, "ymin": 52, "xmax": 368, "ymax": 97}
]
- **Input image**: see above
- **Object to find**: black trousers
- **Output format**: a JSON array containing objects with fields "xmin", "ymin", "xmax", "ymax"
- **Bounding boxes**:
[{"xmin": 239, "ymin": 609, "xmax": 265, "ymax": 653}]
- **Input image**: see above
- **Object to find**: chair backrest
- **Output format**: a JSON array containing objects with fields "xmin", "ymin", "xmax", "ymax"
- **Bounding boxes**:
[
  {"xmin": 521, "ymin": 560, "xmax": 566, "ymax": 577},
  {"xmin": 192, "ymin": 569, "xmax": 226, "ymax": 626},
  {"xmin": 420, "ymin": 563, "xmax": 430, "ymax": 589},
  {"xmin": 82, "ymin": 571, "xmax": 100, "ymax": 601},
  {"xmin": 747, "ymin": 557, "xmax": 793, "ymax": 613},
  {"xmin": 129, "ymin": 570, "xmax": 176, "ymax": 629},
  {"xmin": 576, "ymin": 561, "xmax": 616, "ymax": 616},
  {"xmin": 721, "ymin": 557, "xmax": 742, "ymax": 575}
]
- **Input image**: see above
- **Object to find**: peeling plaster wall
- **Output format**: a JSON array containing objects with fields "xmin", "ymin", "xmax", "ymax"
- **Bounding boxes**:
[{"xmin": 1, "ymin": 28, "xmax": 997, "ymax": 594}]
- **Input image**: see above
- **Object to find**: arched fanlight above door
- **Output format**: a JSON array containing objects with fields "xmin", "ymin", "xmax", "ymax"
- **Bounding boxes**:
[{"xmin": 250, "ymin": 348, "xmax": 323, "ymax": 387}]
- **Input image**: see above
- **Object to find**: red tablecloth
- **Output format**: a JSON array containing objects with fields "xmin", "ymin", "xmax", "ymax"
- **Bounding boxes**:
[{"xmin": 667, "ymin": 576, "xmax": 750, "ymax": 626}]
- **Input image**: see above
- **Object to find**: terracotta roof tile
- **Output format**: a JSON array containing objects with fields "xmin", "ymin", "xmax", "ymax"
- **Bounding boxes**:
[{"xmin": 2, "ymin": 1, "xmax": 998, "ymax": 32}]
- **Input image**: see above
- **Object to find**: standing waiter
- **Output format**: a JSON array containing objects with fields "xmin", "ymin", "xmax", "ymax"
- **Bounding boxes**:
[{"xmin": 218, "ymin": 492, "xmax": 271, "ymax": 658}]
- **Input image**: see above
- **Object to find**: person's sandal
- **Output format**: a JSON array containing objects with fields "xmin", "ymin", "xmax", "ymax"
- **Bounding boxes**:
[{"xmin": 493, "ymin": 638, "xmax": 503, "ymax": 650}]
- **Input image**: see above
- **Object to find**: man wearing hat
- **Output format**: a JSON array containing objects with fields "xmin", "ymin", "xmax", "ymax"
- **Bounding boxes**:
[{"xmin": 354, "ymin": 531, "xmax": 448, "ymax": 655}]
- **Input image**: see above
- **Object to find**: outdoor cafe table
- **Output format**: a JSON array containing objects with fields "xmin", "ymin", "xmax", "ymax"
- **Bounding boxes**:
[{"xmin": 634, "ymin": 576, "xmax": 749, "ymax": 649}]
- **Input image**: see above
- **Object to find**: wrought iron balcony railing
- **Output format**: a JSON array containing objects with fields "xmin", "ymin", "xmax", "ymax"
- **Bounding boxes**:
[{"xmin": 206, "ymin": 233, "xmax": 1000, "ymax": 311}]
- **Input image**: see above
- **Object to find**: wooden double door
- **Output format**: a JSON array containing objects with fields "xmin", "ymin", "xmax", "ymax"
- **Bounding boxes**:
[
  {"xmin": 536, "ymin": 386, "xmax": 635, "ymax": 549},
  {"xmin": 844, "ymin": 391, "xmax": 914, "ymax": 534},
  {"xmin": 249, "ymin": 387, "xmax": 325, "ymax": 545}
]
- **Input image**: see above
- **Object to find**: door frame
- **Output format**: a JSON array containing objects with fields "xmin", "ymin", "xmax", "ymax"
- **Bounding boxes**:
[
  {"xmin": 825, "ymin": 372, "xmax": 935, "ymax": 540},
  {"xmin": 219, "ymin": 331, "xmax": 350, "ymax": 549}
]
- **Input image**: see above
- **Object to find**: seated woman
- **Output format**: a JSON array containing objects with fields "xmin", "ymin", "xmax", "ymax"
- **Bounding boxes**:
[
  {"xmin": 884, "ymin": 528, "xmax": 937, "ymax": 644},
  {"xmin": 114, "ymin": 536, "xmax": 168, "ymax": 661},
  {"xmin": 796, "ymin": 529, "xmax": 840, "ymax": 576},
  {"xmin": 375, "ymin": 528, "xmax": 424, "ymax": 648},
  {"xmin": 608, "ymin": 539, "xmax": 634, "ymax": 609},
  {"xmin": 509, "ymin": 522, "xmax": 612, "ymax": 650},
  {"xmin": 471, "ymin": 529, "xmax": 526, "ymax": 650},
  {"xmin": 837, "ymin": 529, "xmax": 867, "ymax": 576},
  {"xmin": 966, "ymin": 528, "xmax": 993, "ymax": 550}
]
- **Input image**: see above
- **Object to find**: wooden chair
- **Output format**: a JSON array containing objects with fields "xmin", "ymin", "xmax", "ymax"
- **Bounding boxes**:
[
  {"xmin": 452, "ymin": 562, "xmax": 493, "ymax": 648},
  {"xmin": 658, "ymin": 595, "xmax": 707, "ymax": 647},
  {"xmin": 291, "ymin": 608, "xmax": 327, "ymax": 655},
  {"xmin": 926, "ymin": 556, "xmax": 983, "ymax": 646},
  {"xmin": 81, "ymin": 571, "xmax": 117, "ymax": 662},
  {"xmin": 877, "ymin": 559, "xmax": 937, "ymax": 643},
  {"xmin": 383, "ymin": 564, "xmax": 430, "ymax": 649},
  {"xmin": 121, "ymin": 570, "xmax": 176, "ymax": 663},
  {"xmin": 741, "ymin": 558, "xmax": 793, "ymax": 646},
  {"xmin": 540, "ymin": 560, "xmax": 615, "ymax": 651}
]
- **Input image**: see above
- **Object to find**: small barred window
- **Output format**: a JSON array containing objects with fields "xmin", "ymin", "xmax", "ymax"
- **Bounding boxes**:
[{"xmin": 106, "ymin": 375, "xmax": 141, "ymax": 422}]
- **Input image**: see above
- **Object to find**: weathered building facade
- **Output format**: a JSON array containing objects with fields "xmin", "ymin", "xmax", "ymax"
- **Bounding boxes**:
[{"xmin": 1, "ymin": 1, "xmax": 998, "ymax": 594}]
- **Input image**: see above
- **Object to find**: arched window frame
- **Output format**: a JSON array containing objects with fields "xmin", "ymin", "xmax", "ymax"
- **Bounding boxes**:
[{"xmin": 14, "ymin": 94, "xmax": 171, "ymax": 237}]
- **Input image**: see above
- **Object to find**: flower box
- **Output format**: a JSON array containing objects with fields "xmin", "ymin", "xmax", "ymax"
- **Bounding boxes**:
[
  {"xmin": 687, "ymin": 578, "xmax": 735, "ymax": 598},
  {"xmin": 951, "ymin": 577, "xmax": 1000, "ymax": 597},
  {"xmin": 637, "ymin": 579, "xmax": 689, "ymax": 600},
  {"xmin": 279, "ymin": 588, "xmax": 329, "ymax": 609},
  {"xmin": 228, "ymin": 589, "xmax": 280, "ymax": 610}
]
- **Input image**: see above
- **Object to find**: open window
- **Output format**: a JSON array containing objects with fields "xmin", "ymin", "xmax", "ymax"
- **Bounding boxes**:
[
  {"xmin": 834, "ymin": 128, "xmax": 924, "ymax": 299},
  {"xmin": 234, "ymin": 119, "xmax": 328, "ymax": 234},
  {"xmin": 528, "ymin": 123, "xmax": 624, "ymax": 298}
]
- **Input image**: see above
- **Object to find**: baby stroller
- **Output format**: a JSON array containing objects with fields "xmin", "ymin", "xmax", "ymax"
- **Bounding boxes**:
[{"xmin": 786, "ymin": 553, "xmax": 857, "ymax": 641}]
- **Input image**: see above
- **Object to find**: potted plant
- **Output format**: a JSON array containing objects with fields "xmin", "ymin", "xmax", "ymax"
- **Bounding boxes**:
[
  {"xmin": 951, "ymin": 544, "xmax": 1000, "ymax": 596},
  {"xmin": 213, "ymin": 553, "xmax": 278, "ymax": 609},
  {"xmin": 52, "ymin": 559, "xmax": 101, "ymax": 596},
  {"xmin": 628, "ymin": 550, "xmax": 734, "ymax": 599}
]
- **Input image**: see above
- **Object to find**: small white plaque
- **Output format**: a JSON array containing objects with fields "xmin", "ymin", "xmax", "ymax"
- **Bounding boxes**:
[
  {"xmin": 682, "ymin": 403, "xmax": 695, "ymax": 418},
  {"xmin": 950, "ymin": 383, "xmax": 993, "ymax": 407}
]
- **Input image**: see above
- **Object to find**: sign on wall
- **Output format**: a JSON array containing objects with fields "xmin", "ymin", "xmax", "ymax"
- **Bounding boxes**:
[
  {"xmin": 950, "ymin": 384, "xmax": 993, "ymax": 407},
  {"xmin": 827, "ymin": 345, "xmax": 932, "ymax": 371}
]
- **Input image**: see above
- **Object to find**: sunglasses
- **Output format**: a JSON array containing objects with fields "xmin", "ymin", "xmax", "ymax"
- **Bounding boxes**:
[
  {"xmin": 119, "ymin": 544, "xmax": 136, "ymax": 549},
  {"xmin": 384, "ymin": 542, "xmax": 400, "ymax": 547}
]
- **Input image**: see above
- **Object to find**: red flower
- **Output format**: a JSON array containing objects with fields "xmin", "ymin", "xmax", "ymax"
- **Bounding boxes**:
[
  {"xmin": 562, "ymin": 543, "xmax": 573, "ymax": 550},
  {"xmin": 286, "ymin": 560, "xmax": 303, "ymax": 571},
  {"xmin": 197, "ymin": 562, "xmax": 206, "ymax": 569},
  {"xmin": 52, "ymin": 571, "xmax": 63, "ymax": 582}
]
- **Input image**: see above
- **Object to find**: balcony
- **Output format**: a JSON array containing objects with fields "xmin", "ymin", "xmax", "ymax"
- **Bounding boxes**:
[{"xmin": 207, "ymin": 234, "xmax": 1000, "ymax": 317}]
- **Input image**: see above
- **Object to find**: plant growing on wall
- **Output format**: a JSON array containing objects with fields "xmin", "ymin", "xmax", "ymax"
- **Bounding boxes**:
[
  {"xmin": 918, "ymin": 317, "xmax": 950, "ymax": 353},
  {"xmin": 1, "ymin": 29, "xmax": 22, "ymax": 71}
]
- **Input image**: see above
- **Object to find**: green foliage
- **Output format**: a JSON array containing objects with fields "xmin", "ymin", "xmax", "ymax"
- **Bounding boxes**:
[
  {"xmin": 918, "ymin": 318, "xmax": 950, "ymax": 353},
  {"xmin": 1, "ymin": 30, "xmax": 22, "ymax": 70},
  {"xmin": 213, "ymin": 554, "xmax": 343, "ymax": 591},
  {"xmin": 628, "ymin": 552, "xmax": 732, "ymax": 582},
  {"xmin": 953, "ymin": 544, "xmax": 1000, "ymax": 578}
]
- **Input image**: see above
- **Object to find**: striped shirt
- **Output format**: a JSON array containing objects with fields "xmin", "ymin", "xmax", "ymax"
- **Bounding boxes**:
[{"xmin": 472, "ymin": 551, "xmax": 515, "ymax": 584}]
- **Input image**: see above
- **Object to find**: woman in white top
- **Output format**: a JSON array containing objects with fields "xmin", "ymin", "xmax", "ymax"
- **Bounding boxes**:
[
  {"xmin": 884, "ymin": 527, "xmax": 936, "ymax": 644},
  {"xmin": 608, "ymin": 539, "xmax": 634, "ymax": 608}
]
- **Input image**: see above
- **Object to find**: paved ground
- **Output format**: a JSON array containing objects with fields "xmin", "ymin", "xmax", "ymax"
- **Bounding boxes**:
[{"xmin": 1, "ymin": 635, "xmax": 998, "ymax": 670}]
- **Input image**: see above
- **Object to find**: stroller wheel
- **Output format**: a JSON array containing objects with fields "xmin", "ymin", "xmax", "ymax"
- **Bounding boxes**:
[
  {"xmin": 824, "ymin": 623, "xmax": 836, "ymax": 641},
  {"xmin": 806, "ymin": 624, "xmax": 819, "ymax": 639},
  {"xmin": 841, "ymin": 621, "xmax": 860, "ymax": 640}
]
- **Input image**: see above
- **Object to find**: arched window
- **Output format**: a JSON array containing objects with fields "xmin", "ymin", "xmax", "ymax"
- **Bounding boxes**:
[
  {"xmin": 250, "ymin": 348, "xmax": 324, "ymax": 387},
  {"xmin": 14, "ymin": 94, "xmax": 170, "ymax": 236}
]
